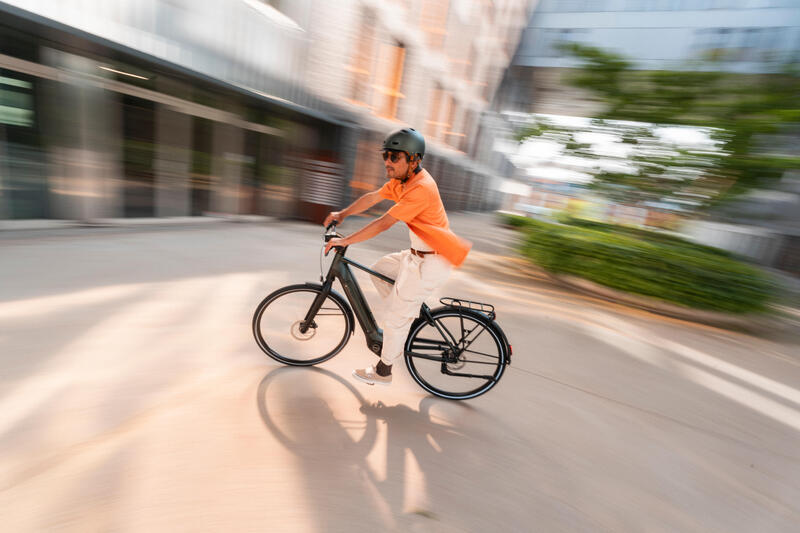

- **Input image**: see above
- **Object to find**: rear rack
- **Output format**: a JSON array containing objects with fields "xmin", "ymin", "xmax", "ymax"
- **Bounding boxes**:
[{"xmin": 440, "ymin": 297, "xmax": 496, "ymax": 320}]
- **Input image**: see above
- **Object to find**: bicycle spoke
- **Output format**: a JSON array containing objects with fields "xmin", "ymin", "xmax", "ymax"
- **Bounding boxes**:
[
  {"xmin": 316, "ymin": 307, "xmax": 344, "ymax": 316},
  {"xmin": 460, "ymin": 324, "xmax": 488, "ymax": 351},
  {"xmin": 461, "ymin": 348, "xmax": 501, "ymax": 360}
]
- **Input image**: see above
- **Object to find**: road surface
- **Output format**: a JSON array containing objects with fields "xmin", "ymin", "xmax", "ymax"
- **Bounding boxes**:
[{"xmin": 1, "ymin": 213, "xmax": 799, "ymax": 532}]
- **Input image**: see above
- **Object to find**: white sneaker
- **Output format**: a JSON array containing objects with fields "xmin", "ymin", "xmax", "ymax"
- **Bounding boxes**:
[{"xmin": 352, "ymin": 365, "xmax": 392, "ymax": 386}]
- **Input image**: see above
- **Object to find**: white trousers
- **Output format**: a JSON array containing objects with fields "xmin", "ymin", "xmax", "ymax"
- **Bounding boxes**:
[{"xmin": 371, "ymin": 250, "xmax": 452, "ymax": 366}]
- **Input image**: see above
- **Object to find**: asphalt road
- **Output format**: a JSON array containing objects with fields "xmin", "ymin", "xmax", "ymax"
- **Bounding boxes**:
[{"xmin": 1, "ymin": 213, "xmax": 799, "ymax": 532}]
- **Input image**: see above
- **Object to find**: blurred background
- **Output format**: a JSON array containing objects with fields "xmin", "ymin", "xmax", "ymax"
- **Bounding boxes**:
[{"xmin": 2, "ymin": 2, "xmax": 800, "ymax": 531}]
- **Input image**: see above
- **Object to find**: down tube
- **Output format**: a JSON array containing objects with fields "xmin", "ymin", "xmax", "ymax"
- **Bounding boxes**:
[{"xmin": 336, "ymin": 262, "xmax": 380, "ymax": 337}]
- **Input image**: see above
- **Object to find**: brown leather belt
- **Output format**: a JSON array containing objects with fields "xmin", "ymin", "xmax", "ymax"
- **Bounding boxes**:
[{"xmin": 410, "ymin": 248, "xmax": 437, "ymax": 258}]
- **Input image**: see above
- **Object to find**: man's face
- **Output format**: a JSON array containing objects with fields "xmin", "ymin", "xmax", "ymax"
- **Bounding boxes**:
[{"xmin": 383, "ymin": 150, "xmax": 410, "ymax": 180}]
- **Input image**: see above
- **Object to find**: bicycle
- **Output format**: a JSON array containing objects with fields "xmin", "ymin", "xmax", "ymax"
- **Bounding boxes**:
[{"xmin": 252, "ymin": 223, "xmax": 512, "ymax": 400}]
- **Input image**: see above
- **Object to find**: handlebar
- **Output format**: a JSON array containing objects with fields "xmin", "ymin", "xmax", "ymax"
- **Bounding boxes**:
[
  {"xmin": 324, "ymin": 221, "xmax": 342, "ymax": 242},
  {"xmin": 323, "ymin": 221, "xmax": 348, "ymax": 258}
]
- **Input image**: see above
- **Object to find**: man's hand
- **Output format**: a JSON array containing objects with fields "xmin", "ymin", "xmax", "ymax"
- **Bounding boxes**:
[
  {"xmin": 324, "ymin": 237, "xmax": 348, "ymax": 255},
  {"xmin": 323, "ymin": 211, "xmax": 343, "ymax": 227},
  {"xmin": 324, "ymin": 213, "xmax": 395, "ymax": 255}
]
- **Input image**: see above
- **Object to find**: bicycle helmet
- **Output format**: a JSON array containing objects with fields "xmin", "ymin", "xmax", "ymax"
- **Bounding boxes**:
[{"xmin": 381, "ymin": 128, "xmax": 425, "ymax": 161}]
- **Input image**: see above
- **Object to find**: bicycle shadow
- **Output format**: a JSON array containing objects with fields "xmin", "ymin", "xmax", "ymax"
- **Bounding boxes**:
[{"xmin": 255, "ymin": 366, "xmax": 521, "ymax": 531}]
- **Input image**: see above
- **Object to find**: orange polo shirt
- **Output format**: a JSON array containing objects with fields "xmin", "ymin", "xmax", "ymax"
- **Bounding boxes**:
[{"xmin": 378, "ymin": 170, "xmax": 472, "ymax": 267}]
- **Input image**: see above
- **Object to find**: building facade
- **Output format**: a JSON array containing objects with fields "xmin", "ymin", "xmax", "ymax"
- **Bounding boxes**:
[{"xmin": 0, "ymin": 0, "xmax": 531, "ymax": 223}]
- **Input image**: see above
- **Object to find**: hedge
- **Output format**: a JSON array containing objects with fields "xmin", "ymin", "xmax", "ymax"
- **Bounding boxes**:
[
  {"xmin": 502, "ymin": 214, "xmax": 774, "ymax": 314},
  {"xmin": 554, "ymin": 214, "xmax": 733, "ymax": 258}
]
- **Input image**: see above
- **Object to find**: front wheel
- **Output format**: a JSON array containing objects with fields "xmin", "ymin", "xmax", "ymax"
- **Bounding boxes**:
[
  {"xmin": 404, "ymin": 308, "xmax": 507, "ymax": 400},
  {"xmin": 253, "ymin": 284, "xmax": 353, "ymax": 366}
]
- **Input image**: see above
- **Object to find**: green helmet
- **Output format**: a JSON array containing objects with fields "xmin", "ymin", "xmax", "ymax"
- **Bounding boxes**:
[{"xmin": 381, "ymin": 128, "xmax": 425, "ymax": 160}]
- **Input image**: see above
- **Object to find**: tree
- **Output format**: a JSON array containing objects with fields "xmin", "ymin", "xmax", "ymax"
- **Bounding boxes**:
[{"xmin": 518, "ymin": 43, "xmax": 800, "ymax": 216}]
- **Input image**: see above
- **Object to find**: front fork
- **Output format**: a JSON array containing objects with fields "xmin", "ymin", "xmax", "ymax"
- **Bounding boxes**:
[
  {"xmin": 300, "ymin": 276, "xmax": 335, "ymax": 334},
  {"xmin": 300, "ymin": 251, "xmax": 384, "ymax": 356}
]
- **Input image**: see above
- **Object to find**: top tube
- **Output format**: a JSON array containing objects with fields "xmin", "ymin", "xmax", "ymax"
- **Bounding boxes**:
[
  {"xmin": 342, "ymin": 256, "xmax": 395, "ymax": 285},
  {"xmin": 325, "ymin": 222, "xmax": 395, "ymax": 285}
]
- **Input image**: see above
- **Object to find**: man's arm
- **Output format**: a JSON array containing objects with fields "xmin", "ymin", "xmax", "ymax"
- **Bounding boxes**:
[
  {"xmin": 323, "ymin": 190, "xmax": 384, "ymax": 227},
  {"xmin": 324, "ymin": 212, "xmax": 397, "ymax": 254}
]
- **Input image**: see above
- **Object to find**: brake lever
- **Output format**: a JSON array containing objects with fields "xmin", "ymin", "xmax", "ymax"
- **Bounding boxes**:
[{"xmin": 323, "ymin": 221, "xmax": 345, "ymax": 256}]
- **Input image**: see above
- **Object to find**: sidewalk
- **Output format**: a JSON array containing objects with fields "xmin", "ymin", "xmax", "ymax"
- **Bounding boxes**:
[{"xmin": 0, "ymin": 214, "xmax": 275, "ymax": 232}]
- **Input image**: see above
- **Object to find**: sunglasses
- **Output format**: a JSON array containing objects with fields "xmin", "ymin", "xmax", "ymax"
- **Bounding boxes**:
[{"xmin": 381, "ymin": 151, "xmax": 404, "ymax": 163}]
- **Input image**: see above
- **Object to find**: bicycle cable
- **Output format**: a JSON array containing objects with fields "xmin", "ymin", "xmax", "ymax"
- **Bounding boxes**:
[{"xmin": 319, "ymin": 243, "xmax": 324, "ymax": 282}]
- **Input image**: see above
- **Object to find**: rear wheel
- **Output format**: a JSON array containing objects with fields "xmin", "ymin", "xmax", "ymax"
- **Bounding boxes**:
[
  {"xmin": 404, "ymin": 308, "xmax": 506, "ymax": 400},
  {"xmin": 253, "ymin": 285, "xmax": 352, "ymax": 366}
]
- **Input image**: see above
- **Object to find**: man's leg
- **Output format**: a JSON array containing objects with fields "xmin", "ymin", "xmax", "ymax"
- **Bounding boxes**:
[
  {"xmin": 357, "ymin": 252, "xmax": 405, "ymax": 381},
  {"xmin": 370, "ymin": 251, "xmax": 404, "ymax": 299},
  {"xmin": 354, "ymin": 251, "xmax": 450, "ymax": 386},
  {"xmin": 380, "ymin": 253, "xmax": 451, "ymax": 368}
]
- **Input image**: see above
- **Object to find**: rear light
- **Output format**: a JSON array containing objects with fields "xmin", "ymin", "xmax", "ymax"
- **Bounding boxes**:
[{"xmin": 508, "ymin": 345, "xmax": 513, "ymax": 355}]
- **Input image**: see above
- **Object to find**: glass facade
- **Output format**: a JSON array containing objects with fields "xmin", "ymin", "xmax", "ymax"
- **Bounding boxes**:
[{"xmin": 0, "ymin": 19, "xmax": 339, "ymax": 221}]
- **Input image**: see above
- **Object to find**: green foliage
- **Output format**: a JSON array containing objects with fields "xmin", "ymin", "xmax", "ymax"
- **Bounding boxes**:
[
  {"xmin": 501, "ymin": 212, "xmax": 537, "ymax": 228},
  {"xmin": 502, "ymin": 214, "xmax": 774, "ymax": 314},
  {"xmin": 554, "ymin": 214, "xmax": 733, "ymax": 257},
  {"xmin": 520, "ymin": 43, "xmax": 800, "ymax": 214}
]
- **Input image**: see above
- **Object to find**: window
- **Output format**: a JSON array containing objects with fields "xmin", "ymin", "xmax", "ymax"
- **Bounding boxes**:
[
  {"xmin": 441, "ymin": 94, "xmax": 456, "ymax": 142},
  {"xmin": 460, "ymin": 109, "xmax": 475, "ymax": 153},
  {"xmin": 373, "ymin": 42, "xmax": 406, "ymax": 119},
  {"xmin": 425, "ymin": 86, "xmax": 460, "ymax": 144},
  {"xmin": 465, "ymin": 45, "xmax": 477, "ymax": 82},
  {"xmin": 347, "ymin": 9, "xmax": 376, "ymax": 107},
  {"xmin": 0, "ymin": 72, "xmax": 34, "ymax": 127},
  {"xmin": 420, "ymin": 0, "xmax": 450, "ymax": 49},
  {"xmin": 445, "ymin": 103, "xmax": 466, "ymax": 150},
  {"xmin": 426, "ymin": 83, "xmax": 445, "ymax": 139}
]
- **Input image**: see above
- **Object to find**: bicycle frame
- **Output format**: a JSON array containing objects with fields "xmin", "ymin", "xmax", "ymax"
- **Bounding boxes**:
[{"xmin": 302, "ymin": 245, "xmax": 457, "ymax": 358}]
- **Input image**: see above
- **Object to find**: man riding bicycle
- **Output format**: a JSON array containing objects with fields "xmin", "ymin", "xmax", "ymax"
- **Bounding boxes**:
[{"xmin": 324, "ymin": 128, "xmax": 471, "ymax": 386}]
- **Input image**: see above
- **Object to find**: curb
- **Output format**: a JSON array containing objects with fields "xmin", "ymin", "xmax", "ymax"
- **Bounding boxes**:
[{"xmin": 0, "ymin": 214, "xmax": 276, "ymax": 232}]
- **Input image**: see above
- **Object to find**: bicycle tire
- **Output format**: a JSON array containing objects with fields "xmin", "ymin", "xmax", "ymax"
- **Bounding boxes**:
[
  {"xmin": 404, "ymin": 307, "xmax": 507, "ymax": 400},
  {"xmin": 253, "ymin": 284, "xmax": 353, "ymax": 366}
]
